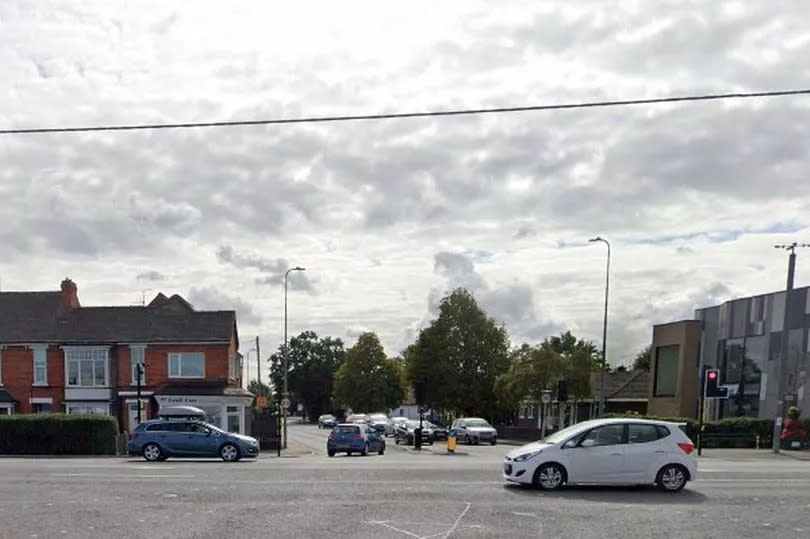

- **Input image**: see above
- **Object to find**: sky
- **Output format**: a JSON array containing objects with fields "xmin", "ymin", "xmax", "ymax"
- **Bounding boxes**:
[{"xmin": 2, "ymin": 0, "xmax": 810, "ymax": 384}]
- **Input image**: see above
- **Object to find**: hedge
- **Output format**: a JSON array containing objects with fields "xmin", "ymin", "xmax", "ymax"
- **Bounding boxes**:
[
  {"xmin": 602, "ymin": 413, "xmax": 807, "ymax": 448},
  {"xmin": 0, "ymin": 414, "xmax": 118, "ymax": 455}
]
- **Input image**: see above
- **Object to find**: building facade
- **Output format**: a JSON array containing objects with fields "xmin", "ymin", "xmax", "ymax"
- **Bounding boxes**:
[
  {"xmin": 650, "ymin": 286, "xmax": 810, "ymax": 420},
  {"xmin": 0, "ymin": 279, "xmax": 252, "ymax": 433}
]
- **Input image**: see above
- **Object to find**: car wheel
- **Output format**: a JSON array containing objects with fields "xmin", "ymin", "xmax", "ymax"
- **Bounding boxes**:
[
  {"xmin": 327, "ymin": 450, "xmax": 335, "ymax": 457},
  {"xmin": 379, "ymin": 444, "xmax": 385, "ymax": 455},
  {"xmin": 656, "ymin": 464, "xmax": 688, "ymax": 492},
  {"xmin": 142, "ymin": 443, "xmax": 162, "ymax": 462},
  {"xmin": 394, "ymin": 435, "xmax": 399, "ymax": 445},
  {"xmin": 361, "ymin": 443, "xmax": 369, "ymax": 456},
  {"xmin": 347, "ymin": 451, "xmax": 352, "ymax": 456},
  {"xmin": 491, "ymin": 438, "xmax": 497, "ymax": 446},
  {"xmin": 533, "ymin": 463, "xmax": 566, "ymax": 491},
  {"xmin": 465, "ymin": 435, "xmax": 472, "ymax": 445},
  {"xmin": 220, "ymin": 443, "xmax": 240, "ymax": 462}
]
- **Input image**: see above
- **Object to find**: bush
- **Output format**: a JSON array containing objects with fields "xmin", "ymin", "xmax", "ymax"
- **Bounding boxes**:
[{"xmin": 0, "ymin": 414, "xmax": 118, "ymax": 455}]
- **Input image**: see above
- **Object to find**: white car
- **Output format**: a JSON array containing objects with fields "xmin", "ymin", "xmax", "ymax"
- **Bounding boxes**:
[{"xmin": 503, "ymin": 418, "xmax": 697, "ymax": 492}]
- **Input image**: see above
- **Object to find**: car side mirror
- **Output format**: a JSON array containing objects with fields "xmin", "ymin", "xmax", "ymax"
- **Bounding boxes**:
[{"xmin": 580, "ymin": 439, "xmax": 596, "ymax": 448}]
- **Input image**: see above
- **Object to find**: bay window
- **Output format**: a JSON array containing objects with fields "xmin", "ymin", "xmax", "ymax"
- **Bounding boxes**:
[
  {"xmin": 66, "ymin": 348, "xmax": 109, "ymax": 387},
  {"xmin": 168, "ymin": 352, "xmax": 205, "ymax": 378}
]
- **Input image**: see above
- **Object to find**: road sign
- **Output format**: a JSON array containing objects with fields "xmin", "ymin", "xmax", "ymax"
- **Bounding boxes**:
[
  {"xmin": 255, "ymin": 396, "xmax": 268, "ymax": 409},
  {"xmin": 541, "ymin": 390, "xmax": 551, "ymax": 404},
  {"xmin": 281, "ymin": 397, "xmax": 291, "ymax": 409}
]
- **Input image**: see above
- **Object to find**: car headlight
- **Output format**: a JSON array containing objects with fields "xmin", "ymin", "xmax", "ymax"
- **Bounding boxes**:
[{"xmin": 513, "ymin": 450, "xmax": 543, "ymax": 462}]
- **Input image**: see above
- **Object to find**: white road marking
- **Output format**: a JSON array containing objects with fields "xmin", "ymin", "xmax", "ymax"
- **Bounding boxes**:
[
  {"xmin": 49, "ymin": 473, "xmax": 193, "ymax": 479},
  {"xmin": 368, "ymin": 520, "xmax": 423, "ymax": 538},
  {"xmin": 442, "ymin": 502, "xmax": 471, "ymax": 538}
]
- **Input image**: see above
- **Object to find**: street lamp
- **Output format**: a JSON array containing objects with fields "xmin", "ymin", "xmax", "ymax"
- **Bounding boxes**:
[
  {"xmin": 283, "ymin": 266, "xmax": 306, "ymax": 449},
  {"xmin": 589, "ymin": 237, "xmax": 611, "ymax": 417}
]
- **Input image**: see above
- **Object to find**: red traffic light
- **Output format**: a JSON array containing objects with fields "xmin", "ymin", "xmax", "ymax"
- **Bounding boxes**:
[{"xmin": 707, "ymin": 371, "xmax": 718, "ymax": 381}]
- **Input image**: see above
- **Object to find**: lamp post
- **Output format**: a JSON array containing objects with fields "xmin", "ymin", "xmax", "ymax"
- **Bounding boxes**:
[
  {"xmin": 283, "ymin": 266, "xmax": 306, "ymax": 449},
  {"xmin": 772, "ymin": 243, "xmax": 809, "ymax": 453},
  {"xmin": 589, "ymin": 237, "xmax": 611, "ymax": 417}
]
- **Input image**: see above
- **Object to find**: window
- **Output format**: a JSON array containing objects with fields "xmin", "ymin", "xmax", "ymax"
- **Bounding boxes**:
[
  {"xmin": 33, "ymin": 403, "xmax": 51, "ymax": 414},
  {"xmin": 146, "ymin": 423, "xmax": 171, "ymax": 432},
  {"xmin": 66, "ymin": 404, "xmax": 109, "ymax": 415},
  {"xmin": 66, "ymin": 349, "xmax": 109, "ymax": 387},
  {"xmin": 229, "ymin": 354, "xmax": 241, "ymax": 380},
  {"xmin": 130, "ymin": 346, "xmax": 146, "ymax": 385},
  {"xmin": 33, "ymin": 346, "xmax": 47, "ymax": 385},
  {"xmin": 579, "ymin": 424, "xmax": 624, "ymax": 447},
  {"xmin": 654, "ymin": 345, "xmax": 679, "ymax": 396},
  {"xmin": 0, "ymin": 405, "xmax": 13, "ymax": 415},
  {"xmin": 168, "ymin": 353, "xmax": 205, "ymax": 378},
  {"xmin": 655, "ymin": 425, "xmax": 671, "ymax": 439},
  {"xmin": 628, "ymin": 424, "xmax": 659, "ymax": 444}
]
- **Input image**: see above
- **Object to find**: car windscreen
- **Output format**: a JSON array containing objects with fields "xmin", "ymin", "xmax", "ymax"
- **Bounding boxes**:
[
  {"xmin": 465, "ymin": 419, "xmax": 490, "ymax": 427},
  {"xmin": 543, "ymin": 423, "xmax": 591, "ymax": 444},
  {"xmin": 334, "ymin": 426, "xmax": 359, "ymax": 435}
]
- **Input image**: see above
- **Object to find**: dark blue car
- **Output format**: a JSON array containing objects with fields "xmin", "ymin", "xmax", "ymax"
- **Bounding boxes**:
[
  {"xmin": 327, "ymin": 423, "xmax": 386, "ymax": 457},
  {"xmin": 128, "ymin": 420, "xmax": 260, "ymax": 462}
]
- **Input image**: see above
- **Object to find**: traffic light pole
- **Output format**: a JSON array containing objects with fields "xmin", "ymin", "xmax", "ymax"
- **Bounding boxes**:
[{"xmin": 697, "ymin": 366, "xmax": 707, "ymax": 456}]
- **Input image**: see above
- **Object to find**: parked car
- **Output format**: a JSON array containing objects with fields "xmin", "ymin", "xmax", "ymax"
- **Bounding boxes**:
[
  {"xmin": 128, "ymin": 420, "xmax": 260, "ymax": 462},
  {"xmin": 386, "ymin": 416, "xmax": 409, "ymax": 436},
  {"xmin": 346, "ymin": 413, "xmax": 369, "ymax": 425},
  {"xmin": 327, "ymin": 423, "xmax": 386, "ymax": 456},
  {"xmin": 368, "ymin": 413, "xmax": 389, "ymax": 434},
  {"xmin": 394, "ymin": 419, "xmax": 434, "ymax": 445},
  {"xmin": 452, "ymin": 417, "xmax": 497, "ymax": 445},
  {"xmin": 318, "ymin": 414, "xmax": 338, "ymax": 429},
  {"xmin": 428, "ymin": 422, "xmax": 448, "ymax": 441},
  {"xmin": 502, "ymin": 418, "xmax": 697, "ymax": 492}
]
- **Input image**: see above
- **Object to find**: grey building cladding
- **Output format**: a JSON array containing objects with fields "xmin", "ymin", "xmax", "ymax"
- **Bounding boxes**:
[{"xmin": 695, "ymin": 286, "xmax": 810, "ymax": 420}]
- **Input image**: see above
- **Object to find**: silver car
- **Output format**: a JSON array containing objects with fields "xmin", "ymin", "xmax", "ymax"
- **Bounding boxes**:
[
  {"xmin": 452, "ymin": 417, "xmax": 497, "ymax": 445},
  {"xmin": 386, "ymin": 416, "xmax": 409, "ymax": 436}
]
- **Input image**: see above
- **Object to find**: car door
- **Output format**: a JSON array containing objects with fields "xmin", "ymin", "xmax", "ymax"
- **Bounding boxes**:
[
  {"xmin": 162, "ymin": 422, "xmax": 190, "ymax": 454},
  {"xmin": 563, "ymin": 423, "xmax": 627, "ymax": 484},
  {"xmin": 365, "ymin": 428, "xmax": 381, "ymax": 451},
  {"xmin": 623, "ymin": 423, "xmax": 664, "ymax": 482}
]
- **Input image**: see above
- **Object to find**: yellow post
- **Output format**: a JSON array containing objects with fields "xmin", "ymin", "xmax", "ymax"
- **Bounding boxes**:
[{"xmin": 447, "ymin": 433, "xmax": 456, "ymax": 453}]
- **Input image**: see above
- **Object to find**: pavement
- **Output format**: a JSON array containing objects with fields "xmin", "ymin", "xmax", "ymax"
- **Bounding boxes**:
[{"xmin": 0, "ymin": 424, "xmax": 808, "ymax": 538}]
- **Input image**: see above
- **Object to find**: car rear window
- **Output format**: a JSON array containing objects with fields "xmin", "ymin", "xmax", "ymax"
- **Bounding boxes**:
[
  {"xmin": 628, "ymin": 424, "xmax": 659, "ymax": 444},
  {"xmin": 146, "ymin": 423, "xmax": 169, "ymax": 432},
  {"xmin": 335, "ymin": 426, "xmax": 359, "ymax": 435},
  {"xmin": 656, "ymin": 425, "xmax": 671, "ymax": 439}
]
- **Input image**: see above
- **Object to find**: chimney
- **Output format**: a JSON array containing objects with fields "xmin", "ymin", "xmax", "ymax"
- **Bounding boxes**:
[{"xmin": 60, "ymin": 278, "xmax": 80, "ymax": 308}]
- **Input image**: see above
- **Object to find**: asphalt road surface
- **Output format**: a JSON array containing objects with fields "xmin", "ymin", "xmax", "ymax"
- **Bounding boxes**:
[{"xmin": 0, "ymin": 424, "xmax": 808, "ymax": 538}]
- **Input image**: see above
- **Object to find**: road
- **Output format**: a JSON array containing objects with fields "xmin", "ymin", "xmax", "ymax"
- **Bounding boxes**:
[{"xmin": 0, "ymin": 423, "xmax": 808, "ymax": 538}]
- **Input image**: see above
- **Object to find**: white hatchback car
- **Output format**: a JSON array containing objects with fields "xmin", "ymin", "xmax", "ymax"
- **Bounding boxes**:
[{"xmin": 503, "ymin": 418, "xmax": 697, "ymax": 492}]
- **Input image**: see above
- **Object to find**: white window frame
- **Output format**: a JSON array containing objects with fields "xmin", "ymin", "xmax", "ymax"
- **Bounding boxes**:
[
  {"xmin": 32, "ymin": 345, "xmax": 48, "ymax": 386},
  {"xmin": 65, "ymin": 402, "xmax": 110, "ymax": 416},
  {"xmin": 130, "ymin": 345, "xmax": 146, "ymax": 386},
  {"xmin": 0, "ymin": 404, "xmax": 13, "ymax": 415},
  {"xmin": 64, "ymin": 347, "xmax": 110, "ymax": 388},
  {"xmin": 168, "ymin": 352, "xmax": 205, "ymax": 379}
]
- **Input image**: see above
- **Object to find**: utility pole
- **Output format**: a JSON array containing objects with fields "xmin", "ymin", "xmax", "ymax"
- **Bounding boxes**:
[
  {"xmin": 255, "ymin": 336, "xmax": 261, "ymax": 385},
  {"xmin": 589, "ymin": 237, "xmax": 611, "ymax": 416},
  {"xmin": 772, "ymin": 243, "xmax": 809, "ymax": 453},
  {"xmin": 283, "ymin": 266, "xmax": 306, "ymax": 450},
  {"xmin": 136, "ymin": 362, "xmax": 144, "ymax": 424}
]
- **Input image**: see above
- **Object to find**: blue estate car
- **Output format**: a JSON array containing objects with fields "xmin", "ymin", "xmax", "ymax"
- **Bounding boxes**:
[
  {"xmin": 327, "ymin": 423, "xmax": 386, "ymax": 457},
  {"xmin": 128, "ymin": 420, "xmax": 260, "ymax": 462}
]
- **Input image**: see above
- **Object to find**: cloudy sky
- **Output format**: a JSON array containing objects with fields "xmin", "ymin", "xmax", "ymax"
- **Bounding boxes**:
[{"xmin": 2, "ymin": 0, "xmax": 810, "ymax": 382}]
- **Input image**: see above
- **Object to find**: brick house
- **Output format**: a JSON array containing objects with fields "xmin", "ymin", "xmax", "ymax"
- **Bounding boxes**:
[{"xmin": 0, "ymin": 279, "xmax": 252, "ymax": 433}]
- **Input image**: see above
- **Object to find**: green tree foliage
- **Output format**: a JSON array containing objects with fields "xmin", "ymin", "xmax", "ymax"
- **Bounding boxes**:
[
  {"xmin": 406, "ymin": 288, "xmax": 510, "ymax": 417},
  {"xmin": 333, "ymin": 332, "xmax": 404, "ymax": 413},
  {"xmin": 496, "ymin": 343, "xmax": 566, "ymax": 411},
  {"xmin": 247, "ymin": 379, "xmax": 272, "ymax": 398},
  {"xmin": 544, "ymin": 331, "xmax": 600, "ymax": 401},
  {"xmin": 269, "ymin": 331, "xmax": 345, "ymax": 421},
  {"xmin": 632, "ymin": 345, "xmax": 652, "ymax": 372}
]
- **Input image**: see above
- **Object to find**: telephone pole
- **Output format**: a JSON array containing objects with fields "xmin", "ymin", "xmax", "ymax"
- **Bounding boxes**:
[{"xmin": 255, "ymin": 336, "xmax": 261, "ymax": 384}]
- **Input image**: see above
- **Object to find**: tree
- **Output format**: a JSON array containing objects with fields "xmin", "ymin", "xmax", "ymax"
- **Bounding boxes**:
[
  {"xmin": 544, "ymin": 331, "xmax": 600, "ymax": 401},
  {"xmin": 496, "ymin": 343, "xmax": 567, "ymax": 412},
  {"xmin": 632, "ymin": 345, "xmax": 652, "ymax": 372},
  {"xmin": 406, "ymin": 288, "xmax": 510, "ymax": 417},
  {"xmin": 247, "ymin": 379, "xmax": 272, "ymax": 398},
  {"xmin": 333, "ymin": 332, "xmax": 404, "ymax": 413},
  {"xmin": 269, "ymin": 331, "xmax": 345, "ymax": 421}
]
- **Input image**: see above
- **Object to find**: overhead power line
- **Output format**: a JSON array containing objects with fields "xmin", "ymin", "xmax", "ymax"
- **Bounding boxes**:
[{"xmin": 1, "ymin": 88, "xmax": 809, "ymax": 135}]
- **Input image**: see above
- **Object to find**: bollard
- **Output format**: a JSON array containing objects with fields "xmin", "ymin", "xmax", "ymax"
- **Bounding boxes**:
[{"xmin": 447, "ymin": 430, "xmax": 457, "ymax": 453}]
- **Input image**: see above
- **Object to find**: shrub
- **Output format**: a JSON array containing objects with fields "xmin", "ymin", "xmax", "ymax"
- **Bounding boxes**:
[{"xmin": 0, "ymin": 414, "xmax": 117, "ymax": 455}]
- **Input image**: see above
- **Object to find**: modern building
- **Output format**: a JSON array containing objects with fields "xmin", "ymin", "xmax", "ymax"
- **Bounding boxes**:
[
  {"xmin": 650, "ymin": 285, "xmax": 810, "ymax": 420},
  {"xmin": 0, "ymin": 279, "xmax": 252, "ymax": 433}
]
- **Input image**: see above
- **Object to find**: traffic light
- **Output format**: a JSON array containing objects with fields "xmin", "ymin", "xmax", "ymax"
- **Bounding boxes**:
[
  {"xmin": 557, "ymin": 380, "xmax": 569, "ymax": 402},
  {"xmin": 704, "ymin": 368, "xmax": 728, "ymax": 398}
]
